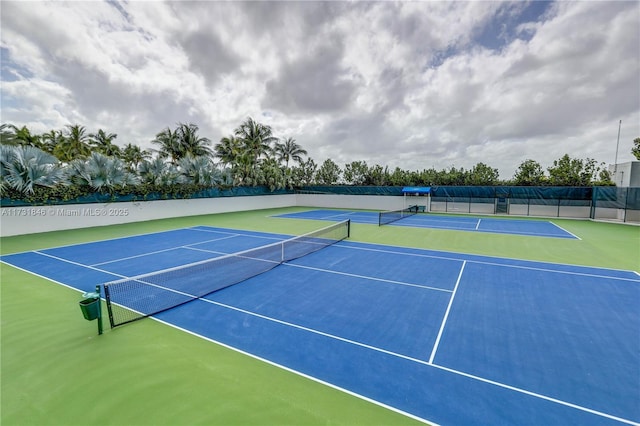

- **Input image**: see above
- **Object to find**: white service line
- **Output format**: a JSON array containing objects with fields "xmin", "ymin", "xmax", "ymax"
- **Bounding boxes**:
[
  {"xmin": 283, "ymin": 263, "xmax": 453, "ymax": 293},
  {"xmin": 429, "ymin": 261, "xmax": 466, "ymax": 364}
]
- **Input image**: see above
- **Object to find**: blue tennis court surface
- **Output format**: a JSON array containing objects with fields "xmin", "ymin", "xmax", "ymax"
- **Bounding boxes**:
[
  {"xmin": 275, "ymin": 209, "xmax": 579, "ymax": 238},
  {"xmin": 2, "ymin": 226, "xmax": 638, "ymax": 425}
]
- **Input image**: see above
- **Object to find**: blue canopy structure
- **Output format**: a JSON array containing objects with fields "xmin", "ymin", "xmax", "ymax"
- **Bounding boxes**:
[{"xmin": 402, "ymin": 186, "xmax": 431, "ymax": 195}]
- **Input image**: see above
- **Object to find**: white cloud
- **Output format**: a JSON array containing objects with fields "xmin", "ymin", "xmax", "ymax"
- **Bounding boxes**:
[{"xmin": 1, "ymin": 1, "xmax": 638, "ymax": 180}]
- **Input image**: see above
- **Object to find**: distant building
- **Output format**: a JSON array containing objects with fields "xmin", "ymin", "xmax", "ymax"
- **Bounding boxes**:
[{"xmin": 609, "ymin": 161, "xmax": 640, "ymax": 187}]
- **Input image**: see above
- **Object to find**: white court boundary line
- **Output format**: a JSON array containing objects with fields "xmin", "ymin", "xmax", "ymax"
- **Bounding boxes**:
[{"xmin": 549, "ymin": 221, "xmax": 582, "ymax": 240}]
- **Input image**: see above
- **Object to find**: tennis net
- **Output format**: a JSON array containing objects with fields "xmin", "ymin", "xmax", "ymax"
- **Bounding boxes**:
[
  {"xmin": 378, "ymin": 205, "xmax": 419, "ymax": 226},
  {"xmin": 104, "ymin": 220, "xmax": 350, "ymax": 328}
]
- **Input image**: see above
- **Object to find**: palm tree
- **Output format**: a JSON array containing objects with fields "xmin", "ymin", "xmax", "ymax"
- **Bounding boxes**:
[
  {"xmin": 122, "ymin": 143, "xmax": 151, "ymax": 171},
  {"xmin": 0, "ymin": 124, "xmax": 17, "ymax": 145},
  {"xmin": 274, "ymin": 137, "xmax": 307, "ymax": 168},
  {"xmin": 89, "ymin": 129, "xmax": 121, "ymax": 157},
  {"xmin": 152, "ymin": 127, "xmax": 181, "ymax": 164},
  {"xmin": 54, "ymin": 124, "xmax": 91, "ymax": 162},
  {"xmin": 41, "ymin": 129, "xmax": 65, "ymax": 154},
  {"xmin": 1, "ymin": 145, "xmax": 61, "ymax": 194},
  {"xmin": 214, "ymin": 135, "xmax": 243, "ymax": 166},
  {"xmin": 0, "ymin": 124, "xmax": 43, "ymax": 148},
  {"xmin": 153, "ymin": 123, "xmax": 212, "ymax": 163},
  {"xmin": 175, "ymin": 122, "xmax": 212, "ymax": 158},
  {"xmin": 233, "ymin": 117, "xmax": 277, "ymax": 166}
]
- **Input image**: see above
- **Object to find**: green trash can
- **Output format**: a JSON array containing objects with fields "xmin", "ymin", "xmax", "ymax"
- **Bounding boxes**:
[{"xmin": 79, "ymin": 293, "xmax": 100, "ymax": 321}]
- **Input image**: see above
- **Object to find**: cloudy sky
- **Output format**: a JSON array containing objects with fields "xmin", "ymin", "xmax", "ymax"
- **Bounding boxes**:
[{"xmin": 1, "ymin": 0, "xmax": 639, "ymax": 179}]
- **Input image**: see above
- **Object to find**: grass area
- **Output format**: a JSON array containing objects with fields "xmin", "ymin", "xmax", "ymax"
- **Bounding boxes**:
[
  {"xmin": 2, "ymin": 207, "xmax": 638, "ymax": 425},
  {"xmin": 352, "ymin": 215, "xmax": 639, "ymax": 271}
]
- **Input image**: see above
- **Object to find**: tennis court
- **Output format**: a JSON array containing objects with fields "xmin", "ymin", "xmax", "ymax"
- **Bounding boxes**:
[
  {"xmin": 2, "ymin": 224, "xmax": 638, "ymax": 425},
  {"xmin": 275, "ymin": 209, "xmax": 579, "ymax": 238}
]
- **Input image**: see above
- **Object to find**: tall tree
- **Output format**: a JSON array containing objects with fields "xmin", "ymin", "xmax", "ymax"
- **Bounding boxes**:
[
  {"xmin": 121, "ymin": 143, "xmax": 151, "ymax": 171},
  {"xmin": 175, "ymin": 122, "xmax": 212, "ymax": 158},
  {"xmin": 214, "ymin": 135, "xmax": 243, "ymax": 166},
  {"xmin": 0, "ymin": 124, "xmax": 17, "ymax": 145},
  {"xmin": 292, "ymin": 158, "xmax": 317, "ymax": 186},
  {"xmin": 233, "ymin": 117, "xmax": 277, "ymax": 166},
  {"xmin": 595, "ymin": 168, "xmax": 614, "ymax": 186},
  {"xmin": 547, "ymin": 154, "xmax": 596, "ymax": 186},
  {"xmin": 41, "ymin": 129, "xmax": 65, "ymax": 154},
  {"xmin": 466, "ymin": 162, "xmax": 499, "ymax": 185},
  {"xmin": 388, "ymin": 167, "xmax": 409, "ymax": 186},
  {"xmin": 53, "ymin": 124, "xmax": 91, "ymax": 162},
  {"xmin": 438, "ymin": 166, "xmax": 467, "ymax": 185},
  {"xmin": 274, "ymin": 137, "xmax": 307, "ymax": 168},
  {"xmin": 315, "ymin": 159, "xmax": 342, "ymax": 185},
  {"xmin": 152, "ymin": 127, "xmax": 181, "ymax": 163},
  {"xmin": 365, "ymin": 164, "xmax": 388, "ymax": 186},
  {"xmin": 343, "ymin": 161, "xmax": 369, "ymax": 185},
  {"xmin": 89, "ymin": 129, "xmax": 120, "ymax": 157},
  {"xmin": 0, "ymin": 124, "xmax": 42, "ymax": 148},
  {"xmin": 513, "ymin": 159, "xmax": 545, "ymax": 186}
]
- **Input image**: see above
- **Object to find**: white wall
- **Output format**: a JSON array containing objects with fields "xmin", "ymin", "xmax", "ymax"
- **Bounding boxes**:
[
  {"xmin": 296, "ymin": 194, "xmax": 408, "ymax": 211},
  {"xmin": 0, "ymin": 193, "xmax": 413, "ymax": 237},
  {"xmin": 2, "ymin": 192, "xmax": 636, "ymax": 237},
  {"xmin": 0, "ymin": 195, "xmax": 295, "ymax": 237}
]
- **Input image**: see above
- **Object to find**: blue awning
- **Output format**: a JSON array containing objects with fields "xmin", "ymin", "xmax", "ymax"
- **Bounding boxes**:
[{"xmin": 402, "ymin": 186, "xmax": 431, "ymax": 195}]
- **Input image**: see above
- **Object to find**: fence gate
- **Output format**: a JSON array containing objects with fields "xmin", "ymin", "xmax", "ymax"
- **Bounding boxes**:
[{"xmin": 495, "ymin": 192, "xmax": 509, "ymax": 214}]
